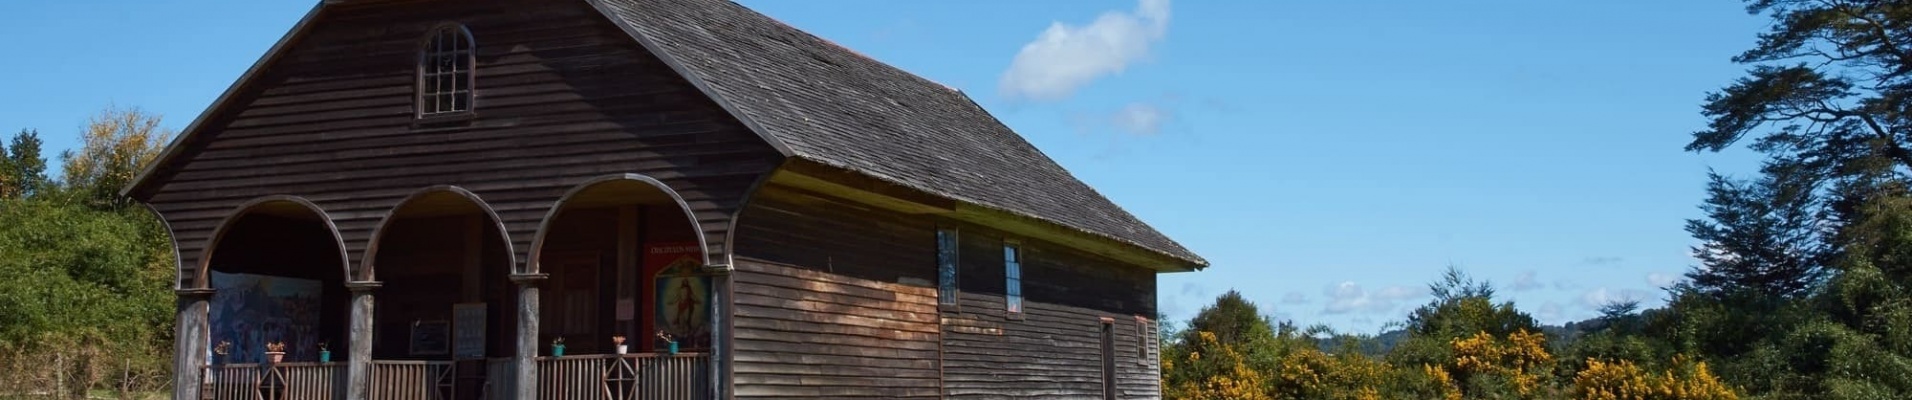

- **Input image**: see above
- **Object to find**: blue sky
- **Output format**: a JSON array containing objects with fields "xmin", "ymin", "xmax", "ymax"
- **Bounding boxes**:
[{"xmin": 0, "ymin": 1, "xmax": 1770, "ymax": 333}]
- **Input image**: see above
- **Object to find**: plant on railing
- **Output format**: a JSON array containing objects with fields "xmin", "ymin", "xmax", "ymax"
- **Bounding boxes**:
[
  {"xmin": 612, "ymin": 335, "xmax": 628, "ymax": 354},
  {"xmin": 212, "ymin": 340, "xmax": 233, "ymax": 365},
  {"xmin": 264, "ymin": 341, "xmax": 286, "ymax": 363},
  {"xmin": 317, "ymin": 342, "xmax": 331, "ymax": 363},
  {"xmin": 551, "ymin": 337, "xmax": 566, "ymax": 357},
  {"xmin": 655, "ymin": 330, "xmax": 678, "ymax": 355}
]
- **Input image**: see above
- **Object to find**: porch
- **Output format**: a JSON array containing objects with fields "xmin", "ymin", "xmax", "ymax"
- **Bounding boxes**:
[{"xmin": 187, "ymin": 177, "xmax": 719, "ymax": 400}]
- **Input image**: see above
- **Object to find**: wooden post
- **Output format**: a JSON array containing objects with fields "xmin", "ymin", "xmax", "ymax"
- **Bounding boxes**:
[
  {"xmin": 345, "ymin": 281, "xmax": 380, "ymax": 400},
  {"xmin": 173, "ymin": 288, "xmax": 214, "ymax": 400},
  {"xmin": 510, "ymin": 273, "xmax": 547, "ymax": 400}
]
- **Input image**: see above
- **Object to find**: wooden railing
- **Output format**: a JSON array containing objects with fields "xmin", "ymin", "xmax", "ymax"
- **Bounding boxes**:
[
  {"xmin": 536, "ymin": 353, "xmax": 711, "ymax": 400},
  {"xmin": 369, "ymin": 360, "xmax": 454, "ymax": 400},
  {"xmin": 201, "ymin": 362, "xmax": 345, "ymax": 400}
]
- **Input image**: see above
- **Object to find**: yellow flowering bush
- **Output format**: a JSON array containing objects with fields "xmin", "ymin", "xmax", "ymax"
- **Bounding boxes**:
[{"xmin": 1572, "ymin": 356, "xmax": 1736, "ymax": 400}]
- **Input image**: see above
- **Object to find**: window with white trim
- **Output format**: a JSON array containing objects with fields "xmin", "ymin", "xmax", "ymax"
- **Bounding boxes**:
[{"xmin": 418, "ymin": 23, "xmax": 475, "ymax": 117}]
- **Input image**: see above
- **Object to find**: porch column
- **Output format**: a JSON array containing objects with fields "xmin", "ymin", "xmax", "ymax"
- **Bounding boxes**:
[
  {"xmin": 173, "ymin": 288, "xmax": 214, "ymax": 400},
  {"xmin": 344, "ymin": 281, "xmax": 380, "ymax": 400},
  {"xmin": 705, "ymin": 263, "xmax": 734, "ymax": 400},
  {"xmin": 510, "ymin": 273, "xmax": 548, "ymax": 400}
]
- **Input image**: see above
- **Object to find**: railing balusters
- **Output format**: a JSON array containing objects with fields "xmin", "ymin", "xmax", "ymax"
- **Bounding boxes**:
[
  {"xmin": 532, "ymin": 353, "xmax": 710, "ymax": 400},
  {"xmin": 200, "ymin": 363, "xmax": 345, "ymax": 400}
]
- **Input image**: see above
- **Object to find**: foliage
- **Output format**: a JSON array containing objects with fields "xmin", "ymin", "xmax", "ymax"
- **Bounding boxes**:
[
  {"xmin": 0, "ymin": 108, "xmax": 176, "ymax": 398},
  {"xmin": 1684, "ymin": 170, "xmax": 1827, "ymax": 300},
  {"xmin": 1, "ymin": 129, "xmax": 50, "ymax": 199},
  {"xmin": 1572, "ymin": 357, "xmax": 1736, "ymax": 400},
  {"xmin": 59, "ymin": 106, "xmax": 172, "ymax": 210}
]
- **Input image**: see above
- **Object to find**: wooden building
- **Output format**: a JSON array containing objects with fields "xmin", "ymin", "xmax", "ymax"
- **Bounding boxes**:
[{"xmin": 129, "ymin": 0, "xmax": 1208, "ymax": 399}]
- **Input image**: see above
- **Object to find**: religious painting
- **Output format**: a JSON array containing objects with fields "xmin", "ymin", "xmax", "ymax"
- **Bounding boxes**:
[
  {"xmin": 209, "ymin": 272, "xmax": 323, "ymax": 363},
  {"xmin": 647, "ymin": 242, "xmax": 710, "ymax": 350}
]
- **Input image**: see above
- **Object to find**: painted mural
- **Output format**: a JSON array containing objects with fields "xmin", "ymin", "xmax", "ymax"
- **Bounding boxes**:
[{"xmin": 209, "ymin": 272, "xmax": 323, "ymax": 363}]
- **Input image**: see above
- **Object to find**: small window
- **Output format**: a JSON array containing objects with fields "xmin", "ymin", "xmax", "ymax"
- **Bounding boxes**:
[
  {"xmin": 1004, "ymin": 243, "xmax": 1023, "ymax": 314},
  {"xmin": 936, "ymin": 228, "xmax": 960, "ymax": 308},
  {"xmin": 418, "ymin": 23, "xmax": 475, "ymax": 117},
  {"xmin": 1135, "ymin": 316, "xmax": 1153, "ymax": 364}
]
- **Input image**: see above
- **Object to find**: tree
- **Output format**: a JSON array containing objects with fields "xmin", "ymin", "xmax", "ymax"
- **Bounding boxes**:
[
  {"xmin": 1684, "ymin": 170, "xmax": 1827, "ymax": 299},
  {"xmin": 0, "ymin": 129, "xmax": 48, "ymax": 199},
  {"xmin": 1183, "ymin": 290, "xmax": 1273, "ymax": 347},
  {"xmin": 61, "ymin": 107, "xmax": 171, "ymax": 210}
]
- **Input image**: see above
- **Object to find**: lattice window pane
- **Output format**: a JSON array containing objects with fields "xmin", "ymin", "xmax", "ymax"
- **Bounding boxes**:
[{"xmin": 419, "ymin": 24, "xmax": 474, "ymax": 117}]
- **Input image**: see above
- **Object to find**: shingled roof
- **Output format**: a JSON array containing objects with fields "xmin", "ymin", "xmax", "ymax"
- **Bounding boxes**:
[{"xmin": 587, "ymin": 0, "xmax": 1206, "ymax": 269}]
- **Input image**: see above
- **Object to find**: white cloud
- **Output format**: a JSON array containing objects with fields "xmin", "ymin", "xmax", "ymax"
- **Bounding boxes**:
[
  {"xmin": 1323, "ymin": 281, "xmax": 1424, "ymax": 315},
  {"xmin": 1281, "ymin": 291, "xmax": 1310, "ymax": 305},
  {"xmin": 1581, "ymin": 287, "xmax": 1652, "ymax": 309},
  {"xmin": 1584, "ymin": 256, "xmax": 1624, "ymax": 266},
  {"xmin": 1110, "ymin": 102, "xmax": 1170, "ymax": 135},
  {"xmin": 1511, "ymin": 270, "xmax": 1542, "ymax": 292},
  {"xmin": 999, "ymin": 0, "xmax": 1171, "ymax": 101},
  {"xmin": 1647, "ymin": 272, "xmax": 1681, "ymax": 288}
]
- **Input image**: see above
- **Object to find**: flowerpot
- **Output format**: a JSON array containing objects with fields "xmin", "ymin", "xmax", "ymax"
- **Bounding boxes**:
[
  {"xmin": 265, "ymin": 352, "xmax": 285, "ymax": 364},
  {"xmin": 552, "ymin": 345, "xmax": 565, "ymax": 357},
  {"xmin": 615, "ymin": 345, "xmax": 628, "ymax": 354},
  {"xmin": 668, "ymin": 342, "xmax": 679, "ymax": 355},
  {"xmin": 318, "ymin": 351, "xmax": 331, "ymax": 363}
]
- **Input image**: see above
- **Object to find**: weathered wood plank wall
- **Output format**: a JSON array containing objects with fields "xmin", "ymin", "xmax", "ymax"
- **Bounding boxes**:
[
  {"xmin": 138, "ymin": 0, "xmax": 781, "ymax": 289},
  {"xmin": 732, "ymin": 182, "xmax": 1161, "ymax": 399},
  {"xmin": 729, "ymin": 259, "xmax": 943, "ymax": 398}
]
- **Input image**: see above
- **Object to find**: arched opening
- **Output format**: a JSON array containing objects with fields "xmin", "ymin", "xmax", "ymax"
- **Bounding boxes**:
[
  {"xmin": 363, "ymin": 188, "xmax": 517, "ymax": 367},
  {"xmin": 531, "ymin": 175, "xmax": 709, "ymax": 355},
  {"xmin": 201, "ymin": 197, "xmax": 351, "ymax": 365}
]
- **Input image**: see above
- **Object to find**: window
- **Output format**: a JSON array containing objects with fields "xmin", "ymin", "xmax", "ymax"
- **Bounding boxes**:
[
  {"xmin": 1004, "ymin": 243, "xmax": 1023, "ymax": 314},
  {"xmin": 937, "ymin": 228, "xmax": 959, "ymax": 308},
  {"xmin": 1136, "ymin": 316, "xmax": 1156, "ymax": 365},
  {"xmin": 418, "ymin": 23, "xmax": 475, "ymax": 117}
]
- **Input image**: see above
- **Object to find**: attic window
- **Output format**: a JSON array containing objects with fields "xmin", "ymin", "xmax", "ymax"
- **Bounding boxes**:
[{"xmin": 418, "ymin": 23, "xmax": 475, "ymax": 118}]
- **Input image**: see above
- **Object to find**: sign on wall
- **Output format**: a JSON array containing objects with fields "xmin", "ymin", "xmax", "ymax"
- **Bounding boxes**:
[
  {"xmin": 646, "ymin": 242, "xmax": 710, "ymax": 350},
  {"xmin": 452, "ymin": 303, "xmax": 486, "ymax": 360}
]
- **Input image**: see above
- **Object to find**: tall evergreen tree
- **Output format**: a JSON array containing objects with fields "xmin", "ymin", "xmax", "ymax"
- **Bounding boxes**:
[
  {"xmin": 1684, "ymin": 169, "xmax": 1827, "ymax": 299},
  {"xmin": 2, "ymin": 129, "xmax": 49, "ymax": 199}
]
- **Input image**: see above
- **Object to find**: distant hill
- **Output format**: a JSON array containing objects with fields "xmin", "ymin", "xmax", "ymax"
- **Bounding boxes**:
[{"xmin": 1311, "ymin": 315, "xmax": 1614, "ymax": 356}]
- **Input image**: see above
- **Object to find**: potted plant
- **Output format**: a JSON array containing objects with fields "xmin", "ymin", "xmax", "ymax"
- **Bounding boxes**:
[
  {"xmin": 317, "ymin": 342, "xmax": 331, "ymax": 363},
  {"xmin": 612, "ymin": 335, "xmax": 628, "ymax": 355},
  {"xmin": 550, "ymin": 337, "xmax": 566, "ymax": 357},
  {"xmin": 264, "ymin": 341, "xmax": 287, "ymax": 363},
  {"xmin": 212, "ymin": 340, "xmax": 233, "ymax": 365},
  {"xmin": 655, "ymin": 330, "xmax": 678, "ymax": 355}
]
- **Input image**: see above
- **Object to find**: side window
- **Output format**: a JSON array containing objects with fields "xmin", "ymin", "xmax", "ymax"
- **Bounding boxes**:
[
  {"xmin": 937, "ymin": 228, "xmax": 960, "ymax": 308},
  {"xmin": 1136, "ymin": 316, "xmax": 1155, "ymax": 364},
  {"xmin": 1004, "ymin": 243, "xmax": 1023, "ymax": 314}
]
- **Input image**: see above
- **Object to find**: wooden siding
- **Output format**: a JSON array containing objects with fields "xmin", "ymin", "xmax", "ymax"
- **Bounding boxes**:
[
  {"xmin": 729, "ymin": 259, "xmax": 942, "ymax": 398},
  {"xmin": 140, "ymin": 0, "xmax": 782, "ymax": 289},
  {"xmin": 731, "ymin": 180, "xmax": 1161, "ymax": 399}
]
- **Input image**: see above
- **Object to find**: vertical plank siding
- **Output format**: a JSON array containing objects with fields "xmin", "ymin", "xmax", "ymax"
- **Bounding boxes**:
[
  {"xmin": 729, "ymin": 260, "xmax": 942, "ymax": 399},
  {"xmin": 141, "ymin": 0, "xmax": 782, "ymax": 288},
  {"xmin": 732, "ymin": 183, "xmax": 1162, "ymax": 399}
]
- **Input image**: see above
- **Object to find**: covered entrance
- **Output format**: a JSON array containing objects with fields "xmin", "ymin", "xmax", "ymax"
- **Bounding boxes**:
[
  {"xmin": 526, "ymin": 175, "xmax": 714, "ymax": 400},
  {"xmin": 362, "ymin": 187, "xmax": 518, "ymax": 400}
]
